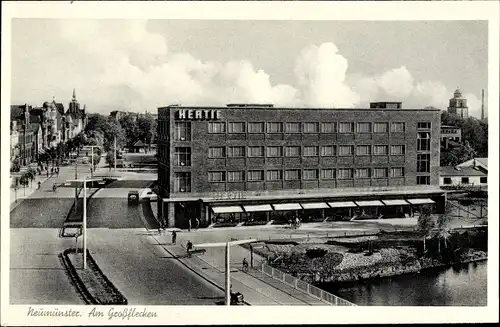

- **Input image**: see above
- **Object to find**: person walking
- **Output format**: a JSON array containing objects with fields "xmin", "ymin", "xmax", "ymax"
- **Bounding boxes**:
[
  {"xmin": 37, "ymin": 181, "xmax": 41, "ymax": 190},
  {"xmin": 195, "ymin": 217, "xmax": 200, "ymax": 229},
  {"xmin": 188, "ymin": 219, "xmax": 192, "ymax": 232},
  {"xmin": 186, "ymin": 240, "xmax": 193, "ymax": 257},
  {"xmin": 171, "ymin": 230, "xmax": 177, "ymax": 245}
]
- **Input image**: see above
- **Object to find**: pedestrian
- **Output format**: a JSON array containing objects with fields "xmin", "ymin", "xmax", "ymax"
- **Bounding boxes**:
[
  {"xmin": 46, "ymin": 170, "xmax": 49, "ymax": 178},
  {"xmin": 186, "ymin": 240, "xmax": 193, "ymax": 257},
  {"xmin": 195, "ymin": 217, "xmax": 200, "ymax": 229},
  {"xmin": 172, "ymin": 230, "xmax": 177, "ymax": 245},
  {"xmin": 51, "ymin": 167, "xmax": 54, "ymax": 175},
  {"xmin": 37, "ymin": 181, "xmax": 41, "ymax": 190},
  {"xmin": 56, "ymin": 167, "xmax": 59, "ymax": 176},
  {"xmin": 188, "ymin": 219, "xmax": 192, "ymax": 232}
]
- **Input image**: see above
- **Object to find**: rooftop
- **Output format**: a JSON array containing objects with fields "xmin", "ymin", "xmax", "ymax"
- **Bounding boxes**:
[
  {"xmin": 440, "ymin": 166, "xmax": 487, "ymax": 177},
  {"xmin": 159, "ymin": 105, "xmax": 440, "ymax": 112}
]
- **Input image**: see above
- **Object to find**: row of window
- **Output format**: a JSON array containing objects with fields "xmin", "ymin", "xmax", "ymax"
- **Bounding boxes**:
[
  {"xmin": 443, "ymin": 177, "xmax": 487, "ymax": 185},
  {"xmin": 207, "ymin": 121, "xmax": 415, "ymax": 134},
  {"xmin": 204, "ymin": 144, "xmax": 407, "ymax": 158},
  {"xmin": 207, "ymin": 167, "xmax": 406, "ymax": 182},
  {"xmin": 164, "ymin": 121, "xmax": 432, "ymax": 141},
  {"xmin": 170, "ymin": 171, "xmax": 431, "ymax": 192}
]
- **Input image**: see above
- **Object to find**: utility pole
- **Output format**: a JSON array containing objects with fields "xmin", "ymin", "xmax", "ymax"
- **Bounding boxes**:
[
  {"xmin": 114, "ymin": 136, "xmax": 117, "ymax": 172},
  {"xmin": 481, "ymin": 89, "xmax": 485, "ymax": 120},
  {"xmin": 83, "ymin": 177, "xmax": 87, "ymax": 270}
]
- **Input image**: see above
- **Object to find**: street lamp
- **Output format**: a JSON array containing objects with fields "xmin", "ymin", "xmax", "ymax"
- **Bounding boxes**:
[
  {"xmin": 86, "ymin": 145, "xmax": 100, "ymax": 180},
  {"xmin": 194, "ymin": 239, "xmax": 256, "ymax": 305},
  {"xmin": 66, "ymin": 177, "xmax": 102, "ymax": 269}
]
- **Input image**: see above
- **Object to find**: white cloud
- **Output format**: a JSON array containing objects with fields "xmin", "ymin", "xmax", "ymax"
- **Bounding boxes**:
[{"xmin": 12, "ymin": 21, "xmax": 484, "ymax": 118}]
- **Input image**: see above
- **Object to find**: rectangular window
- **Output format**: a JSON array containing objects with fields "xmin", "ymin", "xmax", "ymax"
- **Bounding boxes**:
[
  {"xmin": 417, "ymin": 153, "xmax": 430, "ymax": 173},
  {"xmin": 374, "ymin": 168, "xmax": 388, "ymax": 178},
  {"xmin": 461, "ymin": 177, "xmax": 469, "ymax": 184},
  {"xmin": 285, "ymin": 169, "xmax": 301, "ymax": 181},
  {"xmin": 374, "ymin": 145, "xmax": 388, "ymax": 156},
  {"xmin": 267, "ymin": 122, "xmax": 283, "ymax": 133},
  {"xmin": 357, "ymin": 122, "xmax": 372, "ymax": 133},
  {"xmin": 339, "ymin": 122, "xmax": 354, "ymax": 133},
  {"xmin": 339, "ymin": 145, "xmax": 354, "ymax": 156},
  {"xmin": 174, "ymin": 122, "xmax": 191, "ymax": 141},
  {"xmin": 417, "ymin": 132, "xmax": 431, "ymax": 151},
  {"xmin": 321, "ymin": 169, "xmax": 335, "ymax": 180},
  {"xmin": 248, "ymin": 146, "xmax": 265, "ymax": 157},
  {"xmin": 391, "ymin": 167, "xmax": 404, "ymax": 177},
  {"xmin": 285, "ymin": 146, "xmax": 301, "ymax": 157},
  {"xmin": 266, "ymin": 170, "xmax": 283, "ymax": 181},
  {"xmin": 248, "ymin": 122, "xmax": 264, "ymax": 133},
  {"xmin": 228, "ymin": 171, "xmax": 245, "ymax": 182},
  {"xmin": 480, "ymin": 177, "xmax": 487, "ymax": 184},
  {"xmin": 174, "ymin": 172, "xmax": 191, "ymax": 192},
  {"xmin": 374, "ymin": 122, "xmax": 388, "ymax": 133},
  {"xmin": 417, "ymin": 176, "xmax": 430, "ymax": 185},
  {"xmin": 208, "ymin": 171, "xmax": 225, "ymax": 182},
  {"xmin": 303, "ymin": 169, "xmax": 319, "ymax": 180},
  {"xmin": 304, "ymin": 122, "xmax": 320, "ymax": 133},
  {"xmin": 321, "ymin": 122, "xmax": 337, "ymax": 133},
  {"xmin": 175, "ymin": 147, "xmax": 191, "ymax": 166},
  {"xmin": 321, "ymin": 145, "xmax": 336, "ymax": 156},
  {"xmin": 228, "ymin": 122, "xmax": 246, "ymax": 133},
  {"xmin": 286, "ymin": 122, "xmax": 301, "ymax": 133},
  {"xmin": 247, "ymin": 170, "xmax": 264, "ymax": 181},
  {"xmin": 356, "ymin": 168, "xmax": 371, "ymax": 179},
  {"xmin": 208, "ymin": 122, "xmax": 226, "ymax": 133},
  {"xmin": 303, "ymin": 146, "xmax": 319, "ymax": 157},
  {"xmin": 338, "ymin": 168, "xmax": 353, "ymax": 179},
  {"xmin": 418, "ymin": 122, "xmax": 431, "ymax": 130},
  {"xmin": 391, "ymin": 122, "xmax": 406, "ymax": 132},
  {"xmin": 356, "ymin": 145, "xmax": 371, "ymax": 156},
  {"xmin": 228, "ymin": 146, "xmax": 245, "ymax": 157},
  {"xmin": 443, "ymin": 177, "xmax": 452, "ymax": 185},
  {"xmin": 267, "ymin": 146, "xmax": 283, "ymax": 157},
  {"xmin": 208, "ymin": 147, "xmax": 225, "ymax": 158},
  {"xmin": 391, "ymin": 145, "xmax": 406, "ymax": 155}
]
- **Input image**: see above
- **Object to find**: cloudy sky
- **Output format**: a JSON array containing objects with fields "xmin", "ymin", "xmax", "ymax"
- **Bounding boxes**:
[{"xmin": 11, "ymin": 19, "xmax": 488, "ymax": 117}]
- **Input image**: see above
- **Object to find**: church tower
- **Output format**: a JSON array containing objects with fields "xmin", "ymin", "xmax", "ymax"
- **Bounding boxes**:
[
  {"xmin": 447, "ymin": 87, "xmax": 469, "ymax": 119},
  {"xmin": 68, "ymin": 88, "xmax": 80, "ymax": 114}
]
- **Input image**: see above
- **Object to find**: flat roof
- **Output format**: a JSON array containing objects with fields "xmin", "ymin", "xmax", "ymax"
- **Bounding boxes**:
[{"xmin": 158, "ymin": 105, "xmax": 440, "ymax": 112}]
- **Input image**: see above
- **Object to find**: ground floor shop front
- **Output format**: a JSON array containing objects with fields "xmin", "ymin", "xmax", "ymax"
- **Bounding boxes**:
[{"xmin": 157, "ymin": 190, "xmax": 446, "ymax": 229}]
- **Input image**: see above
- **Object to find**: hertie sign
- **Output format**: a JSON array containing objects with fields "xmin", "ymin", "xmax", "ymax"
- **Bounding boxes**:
[{"xmin": 177, "ymin": 109, "xmax": 221, "ymax": 120}]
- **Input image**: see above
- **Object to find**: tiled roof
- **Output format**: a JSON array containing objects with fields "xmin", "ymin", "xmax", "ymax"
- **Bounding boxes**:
[
  {"xmin": 440, "ymin": 166, "xmax": 487, "ymax": 177},
  {"xmin": 11, "ymin": 105, "xmax": 26, "ymax": 120},
  {"xmin": 53, "ymin": 102, "xmax": 65, "ymax": 115},
  {"xmin": 475, "ymin": 158, "xmax": 488, "ymax": 168}
]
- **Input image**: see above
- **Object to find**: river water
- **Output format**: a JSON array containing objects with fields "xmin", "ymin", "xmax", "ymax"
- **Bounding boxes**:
[{"xmin": 324, "ymin": 261, "xmax": 487, "ymax": 306}]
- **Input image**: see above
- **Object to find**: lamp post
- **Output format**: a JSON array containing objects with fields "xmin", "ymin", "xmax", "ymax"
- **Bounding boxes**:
[
  {"xmin": 86, "ymin": 145, "xmax": 100, "ymax": 180},
  {"xmin": 66, "ymin": 177, "xmax": 102, "ymax": 269},
  {"xmin": 194, "ymin": 239, "xmax": 256, "ymax": 305}
]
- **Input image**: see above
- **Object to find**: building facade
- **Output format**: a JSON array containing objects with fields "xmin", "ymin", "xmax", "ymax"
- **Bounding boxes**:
[
  {"xmin": 440, "ymin": 166, "xmax": 487, "ymax": 188},
  {"xmin": 447, "ymin": 88, "xmax": 469, "ymax": 119},
  {"xmin": 157, "ymin": 104, "xmax": 445, "ymax": 228}
]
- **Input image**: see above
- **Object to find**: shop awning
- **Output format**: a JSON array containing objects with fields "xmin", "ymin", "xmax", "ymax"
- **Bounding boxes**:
[
  {"xmin": 301, "ymin": 202, "xmax": 330, "ymax": 210},
  {"xmin": 328, "ymin": 201, "xmax": 357, "ymax": 208},
  {"xmin": 355, "ymin": 200, "xmax": 385, "ymax": 207},
  {"xmin": 212, "ymin": 206, "xmax": 244, "ymax": 214},
  {"xmin": 382, "ymin": 199, "xmax": 410, "ymax": 206},
  {"xmin": 243, "ymin": 204, "xmax": 273, "ymax": 212},
  {"xmin": 272, "ymin": 203, "xmax": 302, "ymax": 211},
  {"xmin": 407, "ymin": 198, "xmax": 435, "ymax": 205}
]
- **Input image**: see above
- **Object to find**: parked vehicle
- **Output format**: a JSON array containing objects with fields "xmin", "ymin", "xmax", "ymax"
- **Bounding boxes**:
[
  {"xmin": 143, "ymin": 190, "xmax": 158, "ymax": 201},
  {"xmin": 128, "ymin": 190, "xmax": 139, "ymax": 205},
  {"xmin": 82, "ymin": 157, "xmax": 89, "ymax": 164},
  {"xmin": 230, "ymin": 292, "xmax": 244, "ymax": 305}
]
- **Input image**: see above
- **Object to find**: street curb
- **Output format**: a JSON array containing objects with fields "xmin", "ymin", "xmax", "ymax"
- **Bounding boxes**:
[
  {"xmin": 9, "ymin": 174, "xmax": 52, "ymax": 212},
  {"xmin": 152, "ymin": 237, "xmax": 250, "ymax": 306}
]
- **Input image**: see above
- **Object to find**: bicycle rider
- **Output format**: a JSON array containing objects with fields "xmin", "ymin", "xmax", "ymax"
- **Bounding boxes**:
[{"xmin": 242, "ymin": 258, "xmax": 249, "ymax": 271}]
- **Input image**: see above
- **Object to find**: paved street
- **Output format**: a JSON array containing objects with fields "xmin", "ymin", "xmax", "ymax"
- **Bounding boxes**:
[{"xmin": 9, "ymin": 164, "xmax": 225, "ymax": 305}]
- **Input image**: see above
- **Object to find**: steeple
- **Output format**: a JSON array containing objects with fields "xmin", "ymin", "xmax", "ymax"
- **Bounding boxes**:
[{"xmin": 72, "ymin": 88, "xmax": 76, "ymax": 101}]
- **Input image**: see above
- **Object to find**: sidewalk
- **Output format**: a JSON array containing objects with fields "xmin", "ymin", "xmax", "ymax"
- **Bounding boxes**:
[
  {"xmin": 152, "ymin": 231, "xmax": 327, "ymax": 305},
  {"xmin": 10, "ymin": 171, "xmax": 51, "ymax": 211}
]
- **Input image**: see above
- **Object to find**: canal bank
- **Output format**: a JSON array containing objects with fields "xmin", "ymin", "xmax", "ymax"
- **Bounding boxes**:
[{"xmin": 322, "ymin": 260, "xmax": 488, "ymax": 306}]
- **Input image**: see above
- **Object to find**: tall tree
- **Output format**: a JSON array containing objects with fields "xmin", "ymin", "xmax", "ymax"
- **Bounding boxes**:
[{"xmin": 136, "ymin": 113, "xmax": 156, "ymax": 149}]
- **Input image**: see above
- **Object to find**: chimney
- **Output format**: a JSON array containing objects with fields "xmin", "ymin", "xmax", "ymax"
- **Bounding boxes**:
[{"xmin": 481, "ymin": 89, "xmax": 485, "ymax": 120}]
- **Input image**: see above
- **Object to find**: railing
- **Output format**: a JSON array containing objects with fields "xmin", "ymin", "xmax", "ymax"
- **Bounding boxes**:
[{"xmin": 260, "ymin": 262, "xmax": 356, "ymax": 306}]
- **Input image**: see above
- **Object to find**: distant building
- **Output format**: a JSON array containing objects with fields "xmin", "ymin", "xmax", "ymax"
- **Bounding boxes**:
[
  {"xmin": 62, "ymin": 89, "xmax": 87, "ymax": 140},
  {"xmin": 440, "ymin": 125, "xmax": 462, "ymax": 149},
  {"xmin": 447, "ymin": 88, "xmax": 468, "ymax": 119},
  {"xmin": 440, "ymin": 166, "xmax": 487, "ymax": 188}
]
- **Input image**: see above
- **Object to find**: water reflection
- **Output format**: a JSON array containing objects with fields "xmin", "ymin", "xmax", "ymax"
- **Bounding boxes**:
[{"xmin": 323, "ymin": 261, "xmax": 487, "ymax": 306}]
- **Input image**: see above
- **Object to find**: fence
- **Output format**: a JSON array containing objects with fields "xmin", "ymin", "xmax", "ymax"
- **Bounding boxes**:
[{"xmin": 260, "ymin": 262, "xmax": 356, "ymax": 306}]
